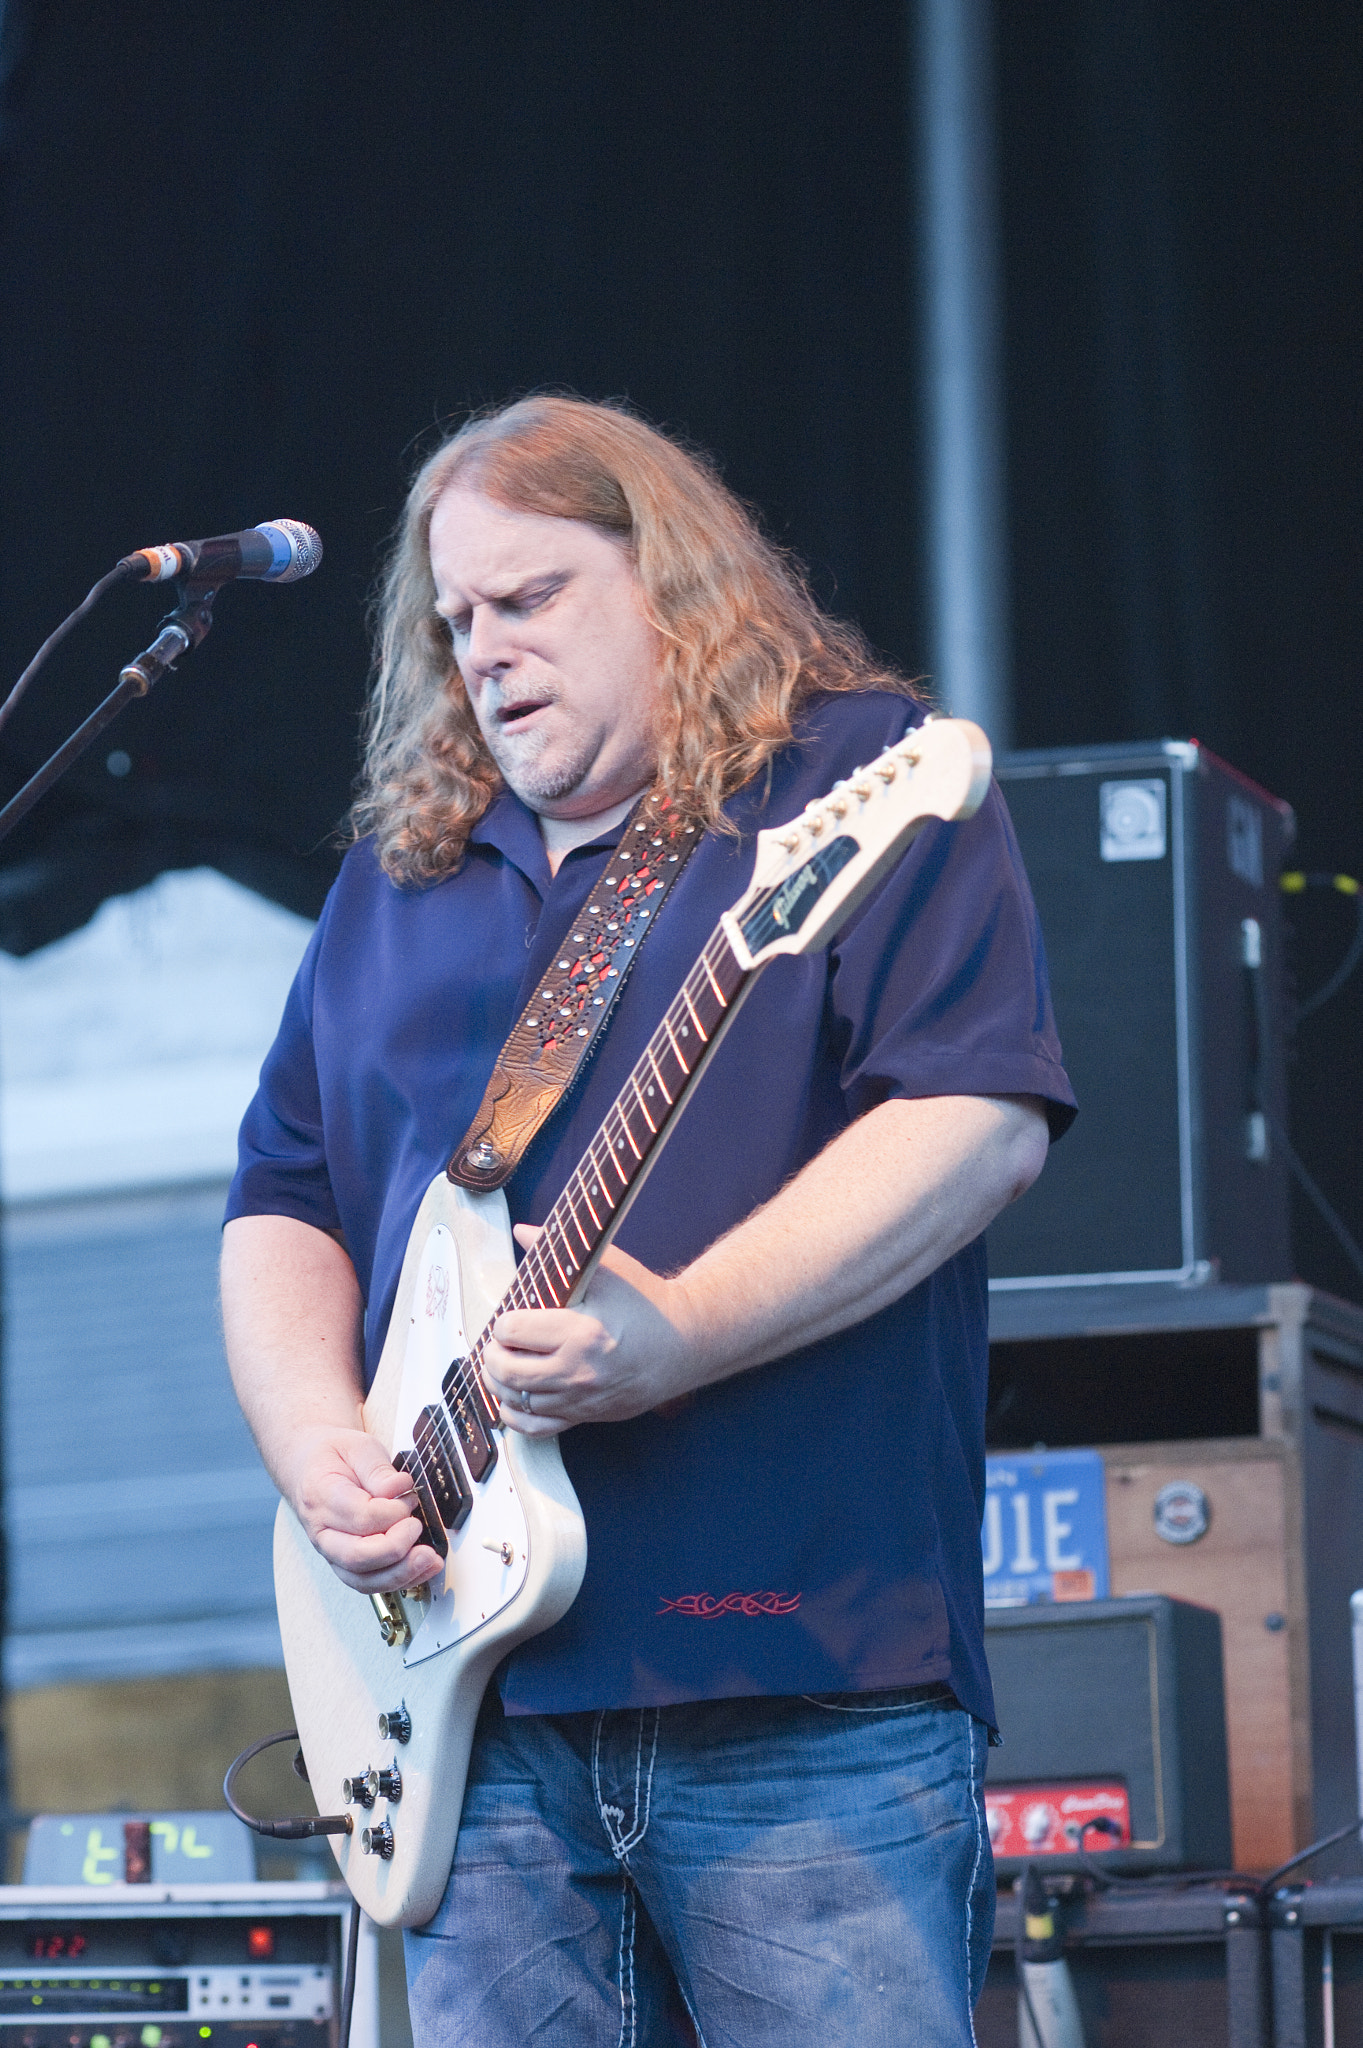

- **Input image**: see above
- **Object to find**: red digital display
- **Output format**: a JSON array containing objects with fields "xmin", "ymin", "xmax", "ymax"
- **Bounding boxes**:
[{"xmin": 27, "ymin": 1932, "xmax": 88, "ymax": 1960}]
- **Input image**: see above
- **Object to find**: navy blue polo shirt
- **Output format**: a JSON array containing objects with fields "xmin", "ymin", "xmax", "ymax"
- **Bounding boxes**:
[{"xmin": 228, "ymin": 691, "xmax": 1075, "ymax": 1724}]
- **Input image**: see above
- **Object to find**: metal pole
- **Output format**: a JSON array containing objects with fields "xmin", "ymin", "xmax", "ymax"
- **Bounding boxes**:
[
  {"xmin": 1351, "ymin": 1589, "xmax": 1363, "ymax": 1821},
  {"xmin": 913, "ymin": 0, "xmax": 1014, "ymax": 747}
]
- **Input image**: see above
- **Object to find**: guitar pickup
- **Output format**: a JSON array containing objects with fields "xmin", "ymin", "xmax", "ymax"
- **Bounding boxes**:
[
  {"xmin": 414, "ymin": 1404, "xmax": 472, "ymax": 1530},
  {"xmin": 392, "ymin": 1450, "xmax": 449, "ymax": 1558},
  {"xmin": 445, "ymin": 1354, "xmax": 501, "ymax": 1436},
  {"xmin": 442, "ymin": 1362, "xmax": 498, "ymax": 1481}
]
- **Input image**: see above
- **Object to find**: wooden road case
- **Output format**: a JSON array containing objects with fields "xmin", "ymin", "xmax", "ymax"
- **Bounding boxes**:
[{"xmin": 988, "ymin": 1281, "xmax": 1363, "ymax": 1873}]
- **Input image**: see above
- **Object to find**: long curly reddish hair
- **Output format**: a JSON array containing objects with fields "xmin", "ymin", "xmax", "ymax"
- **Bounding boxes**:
[{"xmin": 351, "ymin": 395, "xmax": 922, "ymax": 882}]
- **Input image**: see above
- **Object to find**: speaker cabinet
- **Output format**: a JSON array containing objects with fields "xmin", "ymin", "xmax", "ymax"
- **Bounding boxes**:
[
  {"xmin": 989, "ymin": 740, "xmax": 1295, "ymax": 1289},
  {"xmin": 984, "ymin": 1594, "xmax": 1232, "ymax": 1876}
]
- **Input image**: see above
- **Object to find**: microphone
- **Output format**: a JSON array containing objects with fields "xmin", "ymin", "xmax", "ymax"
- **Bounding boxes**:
[{"xmin": 120, "ymin": 519, "xmax": 322, "ymax": 586}]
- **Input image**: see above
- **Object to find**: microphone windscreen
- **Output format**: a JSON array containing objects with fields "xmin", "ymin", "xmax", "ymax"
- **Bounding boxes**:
[{"xmin": 257, "ymin": 520, "xmax": 323, "ymax": 582}]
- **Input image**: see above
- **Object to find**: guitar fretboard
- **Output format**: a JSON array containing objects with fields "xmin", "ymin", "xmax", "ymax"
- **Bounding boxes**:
[{"xmin": 447, "ymin": 919, "xmax": 751, "ymax": 1431}]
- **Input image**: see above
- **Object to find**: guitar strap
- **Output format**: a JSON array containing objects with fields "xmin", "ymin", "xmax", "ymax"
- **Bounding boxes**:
[{"xmin": 446, "ymin": 793, "xmax": 701, "ymax": 1193}]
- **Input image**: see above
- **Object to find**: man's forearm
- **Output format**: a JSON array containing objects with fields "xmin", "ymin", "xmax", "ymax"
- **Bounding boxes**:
[
  {"xmin": 220, "ymin": 1213, "xmax": 368, "ymax": 1497},
  {"xmin": 485, "ymin": 1092, "xmax": 1050, "ymax": 1431},
  {"xmin": 671, "ymin": 1092, "xmax": 1048, "ymax": 1383},
  {"xmin": 220, "ymin": 1213, "xmax": 442, "ymax": 1591}
]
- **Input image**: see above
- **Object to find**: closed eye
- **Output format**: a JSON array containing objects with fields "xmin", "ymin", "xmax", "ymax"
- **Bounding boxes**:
[
  {"xmin": 438, "ymin": 574, "xmax": 569, "ymax": 644},
  {"xmin": 497, "ymin": 575, "xmax": 568, "ymax": 619}
]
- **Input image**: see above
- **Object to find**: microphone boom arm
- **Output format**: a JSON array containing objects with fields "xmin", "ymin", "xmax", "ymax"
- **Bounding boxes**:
[{"xmin": 0, "ymin": 585, "xmax": 218, "ymax": 848}]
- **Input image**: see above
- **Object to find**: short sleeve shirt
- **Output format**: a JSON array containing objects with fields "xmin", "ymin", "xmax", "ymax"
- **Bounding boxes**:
[{"xmin": 227, "ymin": 692, "xmax": 1075, "ymax": 1725}]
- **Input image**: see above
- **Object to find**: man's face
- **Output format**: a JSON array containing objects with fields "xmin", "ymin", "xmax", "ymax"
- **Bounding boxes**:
[{"xmin": 428, "ymin": 485, "xmax": 662, "ymax": 821}]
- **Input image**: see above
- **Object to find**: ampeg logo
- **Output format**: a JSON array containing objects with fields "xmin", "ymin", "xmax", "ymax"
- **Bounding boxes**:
[
  {"xmin": 1099, "ymin": 778, "xmax": 1167, "ymax": 862},
  {"xmin": 1152, "ymin": 1480, "xmax": 1210, "ymax": 1545}
]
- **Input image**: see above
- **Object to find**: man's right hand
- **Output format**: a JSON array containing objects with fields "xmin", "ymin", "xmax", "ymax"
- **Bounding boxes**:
[
  {"xmin": 221, "ymin": 1214, "xmax": 446, "ymax": 1595},
  {"xmin": 283, "ymin": 1424, "xmax": 445, "ymax": 1595}
]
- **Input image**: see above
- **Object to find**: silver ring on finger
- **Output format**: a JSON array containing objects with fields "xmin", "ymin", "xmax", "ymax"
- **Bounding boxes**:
[{"xmin": 519, "ymin": 1387, "xmax": 533, "ymax": 1415}]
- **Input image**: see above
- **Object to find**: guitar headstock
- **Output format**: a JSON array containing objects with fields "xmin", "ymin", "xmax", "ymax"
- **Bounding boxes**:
[{"xmin": 725, "ymin": 716, "xmax": 992, "ymax": 967}]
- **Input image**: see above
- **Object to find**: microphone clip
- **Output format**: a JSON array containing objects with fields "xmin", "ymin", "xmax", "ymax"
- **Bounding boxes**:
[{"xmin": 119, "ymin": 580, "xmax": 219, "ymax": 694}]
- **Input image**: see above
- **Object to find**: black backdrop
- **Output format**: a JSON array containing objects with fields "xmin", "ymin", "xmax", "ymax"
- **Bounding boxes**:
[{"xmin": 0, "ymin": 2, "xmax": 1358, "ymax": 1296}]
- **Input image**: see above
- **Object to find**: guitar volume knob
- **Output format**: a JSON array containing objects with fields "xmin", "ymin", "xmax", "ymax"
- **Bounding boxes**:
[
  {"xmin": 362, "ymin": 1822, "xmax": 395, "ymax": 1859},
  {"xmin": 342, "ymin": 1770, "xmax": 376, "ymax": 1808},
  {"xmin": 378, "ymin": 1707, "xmax": 412, "ymax": 1744},
  {"xmin": 374, "ymin": 1767, "xmax": 403, "ymax": 1802}
]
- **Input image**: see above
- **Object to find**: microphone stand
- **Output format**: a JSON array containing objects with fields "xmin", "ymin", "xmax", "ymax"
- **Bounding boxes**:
[{"xmin": 0, "ymin": 580, "xmax": 219, "ymax": 847}]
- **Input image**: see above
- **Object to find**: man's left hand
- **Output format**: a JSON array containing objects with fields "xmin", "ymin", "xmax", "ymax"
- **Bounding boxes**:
[{"xmin": 483, "ymin": 1227, "xmax": 699, "ymax": 1435}]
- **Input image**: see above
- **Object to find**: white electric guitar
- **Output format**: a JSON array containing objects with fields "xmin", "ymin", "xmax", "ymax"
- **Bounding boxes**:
[{"xmin": 274, "ymin": 715, "xmax": 992, "ymax": 1926}]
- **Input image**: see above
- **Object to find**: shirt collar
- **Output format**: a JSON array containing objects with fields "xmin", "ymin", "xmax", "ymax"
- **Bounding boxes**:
[{"xmin": 468, "ymin": 788, "xmax": 635, "ymax": 896}]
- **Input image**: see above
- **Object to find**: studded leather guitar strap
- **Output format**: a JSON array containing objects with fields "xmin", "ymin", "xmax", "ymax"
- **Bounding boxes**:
[{"xmin": 446, "ymin": 797, "xmax": 700, "ymax": 1193}]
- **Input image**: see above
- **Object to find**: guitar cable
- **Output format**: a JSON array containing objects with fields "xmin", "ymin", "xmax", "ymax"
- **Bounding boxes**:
[
  {"xmin": 223, "ymin": 1726, "xmax": 354, "ymax": 1840},
  {"xmin": 223, "ymin": 1730, "xmax": 363, "ymax": 2048}
]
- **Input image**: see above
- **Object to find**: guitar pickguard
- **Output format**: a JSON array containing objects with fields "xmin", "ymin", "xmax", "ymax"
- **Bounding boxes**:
[{"xmin": 389, "ymin": 1208, "xmax": 528, "ymax": 1665}]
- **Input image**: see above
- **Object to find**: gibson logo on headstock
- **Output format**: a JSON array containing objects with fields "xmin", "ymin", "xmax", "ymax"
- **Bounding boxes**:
[
  {"xmin": 748, "ymin": 835, "xmax": 859, "ymax": 944},
  {"xmin": 772, "ymin": 865, "xmax": 819, "ymax": 929}
]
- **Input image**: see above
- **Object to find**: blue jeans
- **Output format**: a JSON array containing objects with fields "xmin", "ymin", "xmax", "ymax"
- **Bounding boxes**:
[{"xmin": 404, "ymin": 1684, "xmax": 995, "ymax": 2047}]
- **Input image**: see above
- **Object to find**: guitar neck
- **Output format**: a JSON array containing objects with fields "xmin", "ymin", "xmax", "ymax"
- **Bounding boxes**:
[
  {"xmin": 452, "ymin": 716, "xmax": 993, "ymax": 1419},
  {"xmin": 466, "ymin": 917, "xmax": 754, "ymax": 1389}
]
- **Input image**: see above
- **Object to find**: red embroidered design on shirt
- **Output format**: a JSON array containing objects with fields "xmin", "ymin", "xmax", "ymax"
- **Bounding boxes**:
[{"xmin": 656, "ymin": 1591, "xmax": 802, "ymax": 1618}]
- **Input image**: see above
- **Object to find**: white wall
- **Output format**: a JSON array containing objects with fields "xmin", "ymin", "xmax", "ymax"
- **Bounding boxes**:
[
  {"xmin": 0, "ymin": 870, "xmax": 315, "ymax": 1686},
  {"xmin": 0, "ymin": 867, "xmax": 315, "ymax": 1200}
]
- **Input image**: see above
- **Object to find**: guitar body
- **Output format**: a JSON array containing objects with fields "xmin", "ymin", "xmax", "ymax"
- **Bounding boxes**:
[{"xmin": 274, "ymin": 1172, "xmax": 587, "ymax": 1928}]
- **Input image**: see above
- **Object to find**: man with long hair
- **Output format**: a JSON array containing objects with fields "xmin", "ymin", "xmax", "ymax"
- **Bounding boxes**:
[{"xmin": 222, "ymin": 395, "xmax": 1074, "ymax": 2046}]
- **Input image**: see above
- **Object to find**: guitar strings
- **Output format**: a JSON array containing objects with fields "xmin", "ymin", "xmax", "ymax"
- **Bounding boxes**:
[{"xmin": 435, "ymin": 927, "xmax": 745, "ymax": 1441}]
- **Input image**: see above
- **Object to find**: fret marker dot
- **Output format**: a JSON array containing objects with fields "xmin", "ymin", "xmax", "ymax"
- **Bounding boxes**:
[{"xmin": 558, "ymin": 960, "xmax": 569, "ymax": 970}]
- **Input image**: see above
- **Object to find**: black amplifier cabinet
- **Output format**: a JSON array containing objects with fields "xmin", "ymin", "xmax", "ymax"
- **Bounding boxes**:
[
  {"xmin": 984, "ymin": 1595, "xmax": 1232, "ymax": 1876},
  {"xmin": 988, "ymin": 740, "xmax": 1295, "ymax": 1289},
  {"xmin": 0, "ymin": 1883, "xmax": 375, "ymax": 2048}
]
